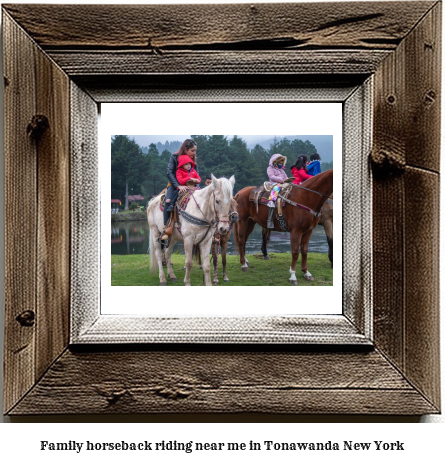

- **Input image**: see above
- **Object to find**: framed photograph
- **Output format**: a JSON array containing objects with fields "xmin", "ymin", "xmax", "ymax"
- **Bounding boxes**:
[{"xmin": 3, "ymin": 2, "xmax": 440, "ymax": 415}]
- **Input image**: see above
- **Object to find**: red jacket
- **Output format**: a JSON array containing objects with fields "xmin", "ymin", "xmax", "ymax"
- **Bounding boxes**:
[
  {"xmin": 176, "ymin": 155, "xmax": 201, "ymax": 186},
  {"xmin": 291, "ymin": 167, "xmax": 313, "ymax": 185}
]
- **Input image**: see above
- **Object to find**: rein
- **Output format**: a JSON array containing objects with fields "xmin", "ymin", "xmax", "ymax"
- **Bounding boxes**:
[
  {"xmin": 278, "ymin": 194, "xmax": 322, "ymax": 218},
  {"xmin": 293, "ymin": 183, "xmax": 333, "ymax": 200},
  {"xmin": 276, "ymin": 181, "xmax": 332, "ymax": 219}
]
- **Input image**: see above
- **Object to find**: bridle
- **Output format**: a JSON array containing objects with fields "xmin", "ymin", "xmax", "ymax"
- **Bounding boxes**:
[{"xmin": 178, "ymin": 187, "xmax": 234, "ymax": 245}]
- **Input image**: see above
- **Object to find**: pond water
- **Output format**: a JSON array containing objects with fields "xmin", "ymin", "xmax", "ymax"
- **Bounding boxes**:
[{"xmin": 111, "ymin": 220, "xmax": 329, "ymax": 256}]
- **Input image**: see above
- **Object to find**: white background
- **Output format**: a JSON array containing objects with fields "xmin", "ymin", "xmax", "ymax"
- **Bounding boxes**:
[
  {"xmin": 0, "ymin": 0, "xmax": 444, "ymax": 458},
  {"xmin": 102, "ymin": 102, "xmax": 342, "ymax": 315}
]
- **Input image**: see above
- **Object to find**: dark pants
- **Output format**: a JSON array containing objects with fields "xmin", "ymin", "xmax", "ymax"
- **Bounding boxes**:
[{"xmin": 163, "ymin": 185, "xmax": 178, "ymax": 225}]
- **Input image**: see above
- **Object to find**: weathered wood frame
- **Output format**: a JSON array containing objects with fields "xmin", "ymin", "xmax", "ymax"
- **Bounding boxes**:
[{"xmin": 3, "ymin": 2, "xmax": 441, "ymax": 415}]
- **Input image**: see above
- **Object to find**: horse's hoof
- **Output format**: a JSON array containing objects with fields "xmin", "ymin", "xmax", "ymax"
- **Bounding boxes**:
[
  {"xmin": 263, "ymin": 255, "xmax": 270, "ymax": 260},
  {"xmin": 289, "ymin": 280, "xmax": 298, "ymax": 285},
  {"xmin": 169, "ymin": 277, "xmax": 177, "ymax": 282},
  {"xmin": 223, "ymin": 277, "xmax": 229, "ymax": 282},
  {"xmin": 241, "ymin": 267, "xmax": 248, "ymax": 272},
  {"xmin": 304, "ymin": 275, "xmax": 314, "ymax": 281},
  {"xmin": 160, "ymin": 282, "xmax": 168, "ymax": 286}
]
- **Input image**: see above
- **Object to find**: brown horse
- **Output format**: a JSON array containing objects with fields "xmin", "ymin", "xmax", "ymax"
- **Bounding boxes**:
[
  {"xmin": 210, "ymin": 194, "xmax": 239, "ymax": 283},
  {"xmin": 261, "ymin": 195, "xmax": 333, "ymax": 267},
  {"xmin": 233, "ymin": 170, "xmax": 333, "ymax": 285}
]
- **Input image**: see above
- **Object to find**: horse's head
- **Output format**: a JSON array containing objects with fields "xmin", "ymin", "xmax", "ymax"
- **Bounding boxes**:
[
  {"xmin": 229, "ymin": 192, "xmax": 240, "ymax": 224},
  {"xmin": 211, "ymin": 174, "xmax": 235, "ymax": 235}
]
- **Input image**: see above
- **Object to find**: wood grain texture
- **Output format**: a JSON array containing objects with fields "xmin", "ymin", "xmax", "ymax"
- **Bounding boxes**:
[
  {"xmin": 404, "ymin": 2, "xmax": 441, "ymax": 172},
  {"xmin": 3, "ymin": 2, "xmax": 441, "ymax": 416},
  {"xmin": 77, "ymin": 75, "xmax": 364, "ymax": 103},
  {"xmin": 35, "ymin": 35, "xmax": 71, "ymax": 381},
  {"xmin": 2, "ymin": 2, "xmax": 435, "ymax": 50},
  {"xmin": 404, "ymin": 168, "xmax": 440, "ymax": 408},
  {"xmin": 70, "ymin": 83, "xmax": 99, "ymax": 339},
  {"xmin": 372, "ymin": 2, "xmax": 441, "ymax": 172},
  {"xmin": 342, "ymin": 80, "xmax": 372, "ymax": 336},
  {"xmin": 74, "ymin": 316, "xmax": 370, "ymax": 345},
  {"xmin": 3, "ymin": 12, "xmax": 37, "ymax": 414},
  {"xmin": 8, "ymin": 349, "xmax": 437, "ymax": 415},
  {"xmin": 372, "ymin": 3, "xmax": 441, "ymax": 411},
  {"xmin": 372, "ymin": 173, "xmax": 405, "ymax": 369},
  {"xmin": 47, "ymin": 50, "xmax": 390, "ymax": 76}
]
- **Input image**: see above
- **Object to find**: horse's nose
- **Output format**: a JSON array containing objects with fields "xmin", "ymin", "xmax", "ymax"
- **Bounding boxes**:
[{"xmin": 219, "ymin": 225, "xmax": 228, "ymax": 234}]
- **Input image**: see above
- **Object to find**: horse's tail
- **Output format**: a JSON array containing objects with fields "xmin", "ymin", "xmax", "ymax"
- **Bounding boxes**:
[
  {"xmin": 147, "ymin": 201, "xmax": 159, "ymax": 274},
  {"xmin": 192, "ymin": 244, "xmax": 201, "ymax": 265},
  {"xmin": 233, "ymin": 222, "xmax": 239, "ymax": 254}
]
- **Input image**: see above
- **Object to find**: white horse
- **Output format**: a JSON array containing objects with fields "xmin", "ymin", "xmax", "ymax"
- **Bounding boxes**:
[{"xmin": 147, "ymin": 175, "xmax": 235, "ymax": 286}]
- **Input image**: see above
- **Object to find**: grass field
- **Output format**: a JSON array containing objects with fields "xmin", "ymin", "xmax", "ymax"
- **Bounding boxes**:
[{"xmin": 111, "ymin": 252, "xmax": 333, "ymax": 286}]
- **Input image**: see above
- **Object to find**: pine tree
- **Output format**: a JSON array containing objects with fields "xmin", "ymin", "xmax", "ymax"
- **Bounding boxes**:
[
  {"xmin": 111, "ymin": 135, "xmax": 149, "ymax": 209},
  {"xmin": 143, "ymin": 143, "xmax": 169, "ymax": 196}
]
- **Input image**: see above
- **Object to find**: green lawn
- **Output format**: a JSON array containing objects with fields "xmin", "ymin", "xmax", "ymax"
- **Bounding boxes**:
[{"xmin": 111, "ymin": 252, "xmax": 333, "ymax": 286}]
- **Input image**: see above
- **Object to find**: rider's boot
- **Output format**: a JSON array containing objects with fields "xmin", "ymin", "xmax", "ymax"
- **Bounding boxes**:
[
  {"xmin": 267, "ymin": 206, "xmax": 275, "ymax": 229},
  {"xmin": 161, "ymin": 206, "xmax": 173, "ymax": 241},
  {"xmin": 163, "ymin": 213, "xmax": 174, "ymax": 239}
]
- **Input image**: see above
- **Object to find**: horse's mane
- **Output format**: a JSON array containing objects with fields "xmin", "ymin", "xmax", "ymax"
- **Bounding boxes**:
[{"xmin": 216, "ymin": 177, "xmax": 234, "ymax": 198}]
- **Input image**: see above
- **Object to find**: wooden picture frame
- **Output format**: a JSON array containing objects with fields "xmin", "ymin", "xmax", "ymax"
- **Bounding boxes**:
[{"xmin": 3, "ymin": 2, "xmax": 441, "ymax": 415}]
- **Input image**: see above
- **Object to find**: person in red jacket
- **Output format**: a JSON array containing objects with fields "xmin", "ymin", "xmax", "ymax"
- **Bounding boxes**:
[
  {"xmin": 291, "ymin": 155, "xmax": 313, "ymax": 185},
  {"xmin": 176, "ymin": 155, "xmax": 201, "ymax": 187},
  {"xmin": 160, "ymin": 154, "xmax": 201, "ymax": 241}
]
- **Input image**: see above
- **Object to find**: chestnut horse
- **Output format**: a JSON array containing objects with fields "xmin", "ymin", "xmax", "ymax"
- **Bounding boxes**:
[
  {"xmin": 233, "ymin": 169, "xmax": 333, "ymax": 285},
  {"xmin": 210, "ymin": 194, "xmax": 239, "ymax": 283},
  {"xmin": 261, "ymin": 195, "xmax": 333, "ymax": 267}
]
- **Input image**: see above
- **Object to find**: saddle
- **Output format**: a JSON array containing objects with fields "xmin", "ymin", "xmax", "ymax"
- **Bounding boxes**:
[
  {"xmin": 249, "ymin": 182, "xmax": 293, "ymax": 212},
  {"xmin": 159, "ymin": 189, "xmax": 194, "ymax": 245}
]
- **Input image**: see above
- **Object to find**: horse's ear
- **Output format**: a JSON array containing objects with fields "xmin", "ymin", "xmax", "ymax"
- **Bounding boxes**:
[
  {"xmin": 211, "ymin": 174, "xmax": 220, "ymax": 189},
  {"xmin": 234, "ymin": 193, "xmax": 240, "ymax": 201},
  {"xmin": 229, "ymin": 175, "xmax": 235, "ymax": 188}
]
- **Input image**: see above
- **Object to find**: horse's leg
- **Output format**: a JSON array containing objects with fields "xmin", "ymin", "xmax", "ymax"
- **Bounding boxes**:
[
  {"xmin": 300, "ymin": 229, "xmax": 314, "ymax": 281},
  {"xmin": 238, "ymin": 218, "xmax": 255, "ymax": 271},
  {"xmin": 289, "ymin": 230, "xmax": 303, "ymax": 285},
  {"xmin": 183, "ymin": 237, "xmax": 194, "ymax": 286},
  {"xmin": 323, "ymin": 220, "xmax": 333, "ymax": 267},
  {"xmin": 211, "ymin": 235, "xmax": 218, "ymax": 284},
  {"xmin": 261, "ymin": 227, "xmax": 271, "ymax": 259},
  {"xmin": 198, "ymin": 238, "xmax": 213, "ymax": 286},
  {"xmin": 222, "ymin": 233, "xmax": 229, "ymax": 282},
  {"xmin": 164, "ymin": 236, "xmax": 177, "ymax": 281},
  {"xmin": 151, "ymin": 227, "xmax": 168, "ymax": 285}
]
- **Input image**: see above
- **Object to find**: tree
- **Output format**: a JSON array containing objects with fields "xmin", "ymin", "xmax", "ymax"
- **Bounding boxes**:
[
  {"xmin": 144, "ymin": 143, "xmax": 169, "ymax": 196},
  {"xmin": 111, "ymin": 135, "xmax": 149, "ymax": 209},
  {"xmin": 200, "ymin": 135, "xmax": 230, "ymax": 177},
  {"xmin": 191, "ymin": 135, "xmax": 209, "ymax": 178},
  {"xmin": 290, "ymin": 139, "xmax": 318, "ymax": 162},
  {"xmin": 251, "ymin": 144, "xmax": 270, "ymax": 185}
]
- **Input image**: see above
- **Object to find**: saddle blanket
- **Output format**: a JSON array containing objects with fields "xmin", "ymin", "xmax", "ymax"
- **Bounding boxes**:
[{"xmin": 159, "ymin": 190, "xmax": 193, "ymax": 212}]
